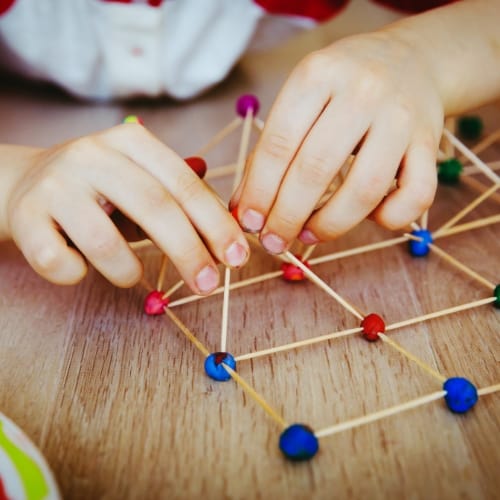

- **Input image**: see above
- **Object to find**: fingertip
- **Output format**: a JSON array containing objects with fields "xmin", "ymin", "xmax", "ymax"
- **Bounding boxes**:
[
  {"xmin": 194, "ymin": 264, "xmax": 220, "ymax": 295},
  {"xmin": 224, "ymin": 240, "xmax": 250, "ymax": 269}
]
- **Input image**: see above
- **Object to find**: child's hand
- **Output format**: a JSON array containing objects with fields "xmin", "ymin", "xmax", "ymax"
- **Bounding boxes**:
[
  {"xmin": 232, "ymin": 30, "xmax": 444, "ymax": 253},
  {"xmin": 4, "ymin": 124, "xmax": 249, "ymax": 292}
]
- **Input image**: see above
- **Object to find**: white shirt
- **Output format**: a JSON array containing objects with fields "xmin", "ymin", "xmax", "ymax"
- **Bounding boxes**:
[{"xmin": 0, "ymin": 0, "xmax": 311, "ymax": 100}]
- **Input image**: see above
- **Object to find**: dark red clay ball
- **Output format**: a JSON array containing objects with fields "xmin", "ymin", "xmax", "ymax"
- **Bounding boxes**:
[
  {"xmin": 361, "ymin": 313, "xmax": 385, "ymax": 341},
  {"xmin": 184, "ymin": 156, "xmax": 207, "ymax": 179}
]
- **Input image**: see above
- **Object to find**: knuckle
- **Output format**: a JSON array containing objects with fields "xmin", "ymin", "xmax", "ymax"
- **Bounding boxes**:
[
  {"xmin": 175, "ymin": 172, "xmax": 204, "ymax": 205},
  {"xmin": 60, "ymin": 136, "xmax": 98, "ymax": 163},
  {"xmin": 86, "ymin": 231, "xmax": 123, "ymax": 261},
  {"xmin": 298, "ymin": 51, "xmax": 332, "ymax": 83},
  {"xmin": 355, "ymin": 65, "xmax": 387, "ymax": 101},
  {"xmin": 357, "ymin": 176, "xmax": 387, "ymax": 208},
  {"xmin": 32, "ymin": 244, "xmax": 63, "ymax": 275},
  {"xmin": 297, "ymin": 154, "xmax": 332, "ymax": 187},
  {"xmin": 142, "ymin": 183, "xmax": 171, "ymax": 211},
  {"xmin": 260, "ymin": 133, "xmax": 293, "ymax": 161},
  {"xmin": 106, "ymin": 122, "xmax": 148, "ymax": 142}
]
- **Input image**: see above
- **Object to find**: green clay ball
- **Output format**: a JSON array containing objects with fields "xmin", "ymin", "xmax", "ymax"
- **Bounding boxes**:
[
  {"xmin": 494, "ymin": 284, "xmax": 500, "ymax": 309},
  {"xmin": 438, "ymin": 158, "xmax": 463, "ymax": 185},
  {"xmin": 458, "ymin": 115, "xmax": 483, "ymax": 141}
]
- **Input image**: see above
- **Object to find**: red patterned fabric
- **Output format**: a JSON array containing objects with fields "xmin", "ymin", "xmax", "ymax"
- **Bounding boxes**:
[
  {"xmin": 253, "ymin": 0, "xmax": 349, "ymax": 21},
  {"xmin": 254, "ymin": 0, "xmax": 454, "ymax": 20},
  {"xmin": 0, "ymin": 0, "xmax": 456, "ymax": 19},
  {"xmin": 373, "ymin": 0, "xmax": 454, "ymax": 13},
  {"xmin": 0, "ymin": 0, "xmax": 15, "ymax": 16},
  {"xmin": 102, "ymin": 0, "xmax": 163, "ymax": 5}
]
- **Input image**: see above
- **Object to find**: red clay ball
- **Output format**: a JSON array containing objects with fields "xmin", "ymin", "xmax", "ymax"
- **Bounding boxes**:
[
  {"xmin": 281, "ymin": 256, "xmax": 311, "ymax": 282},
  {"xmin": 184, "ymin": 156, "xmax": 207, "ymax": 179},
  {"xmin": 143, "ymin": 290, "xmax": 169, "ymax": 315},
  {"xmin": 361, "ymin": 313, "xmax": 385, "ymax": 341}
]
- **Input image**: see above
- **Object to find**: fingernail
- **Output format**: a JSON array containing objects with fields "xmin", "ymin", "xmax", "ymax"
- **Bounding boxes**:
[
  {"xmin": 299, "ymin": 229, "xmax": 319, "ymax": 245},
  {"xmin": 261, "ymin": 233, "xmax": 286, "ymax": 254},
  {"xmin": 225, "ymin": 241, "xmax": 248, "ymax": 268},
  {"xmin": 195, "ymin": 265, "xmax": 219, "ymax": 294},
  {"xmin": 241, "ymin": 209, "xmax": 265, "ymax": 233}
]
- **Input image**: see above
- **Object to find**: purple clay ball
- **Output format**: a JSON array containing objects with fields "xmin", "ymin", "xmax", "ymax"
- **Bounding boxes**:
[{"xmin": 236, "ymin": 94, "xmax": 260, "ymax": 118}]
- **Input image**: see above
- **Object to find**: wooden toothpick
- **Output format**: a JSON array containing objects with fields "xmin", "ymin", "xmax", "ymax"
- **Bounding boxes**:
[
  {"xmin": 315, "ymin": 391, "xmax": 447, "ymax": 438},
  {"xmin": 428, "ymin": 243, "xmax": 495, "ymax": 291},
  {"xmin": 285, "ymin": 252, "xmax": 364, "ymax": 320},
  {"xmin": 195, "ymin": 117, "xmax": 242, "ymax": 157},
  {"xmin": 378, "ymin": 333, "xmax": 446, "ymax": 383},
  {"xmin": 156, "ymin": 255, "xmax": 168, "ymax": 291},
  {"xmin": 220, "ymin": 267, "xmax": 231, "ymax": 352}
]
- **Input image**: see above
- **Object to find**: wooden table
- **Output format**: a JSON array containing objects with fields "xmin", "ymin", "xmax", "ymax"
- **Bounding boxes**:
[{"xmin": 0, "ymin": 3, "xmax": 499, "ymax": 498}]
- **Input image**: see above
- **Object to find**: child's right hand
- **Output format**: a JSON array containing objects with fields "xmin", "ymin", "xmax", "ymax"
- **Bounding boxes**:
[{"xmin": 3, "ymin": 123, "xmax": 249, "ymax": 293}]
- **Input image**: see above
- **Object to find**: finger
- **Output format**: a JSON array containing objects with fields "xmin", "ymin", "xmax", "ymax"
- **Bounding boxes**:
[
  {"xmin": 232, "ymin": 54, "xmax": 332, "ymax": 233},
  {"xmin": 100, "ymin": 125, "xmax": 249, "ymax": 269},
  {"xmin": 52, "ymin": 193, "xmax": 143, "ymax": 287},
  {"xmin": 258, "ymin": 96, "xmax": 372, "ymax": 254},
  {"xmin": 371, "ymin": 138, "xmax": 438, "ymax": 229},
  {"xmin": 10, "ymin": 209, "xmax": 87, "ymax": 285},
  {"xmin": 302, "ymin": 109, "xmax": 410, "ymax": 241}
]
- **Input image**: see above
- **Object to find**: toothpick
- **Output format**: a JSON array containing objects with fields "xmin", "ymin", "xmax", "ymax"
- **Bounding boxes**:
[
  {"xmin": 433, "ymin": 183, "xmax": 500, "ymax": 237},
  {"xmin": 235, "ymin": 327, "xmax": 363, "ymax": 362},
  {"xmin": 233, "ymin": 109, "xmax": 254, "ymax": 191},
  {"xmin": 169, "ymin": 269, "xmax": 284, "ymax": 308},
  {"xmin": 458, "ymin": 128, "xmax": 500, "ymax": 163},
  {"xmin": 130, "ymin": 239, "xmax": 153, "ymax": 250},
  {"xmin": 195, "ymin": 117, "xmax": 242, "ymax": 157},
  {"xmin": 163, "ymin": 280, "xmax": 184, "ymax": 300},
  {"xmin": 301, "ymin": 244, "xmax": 317, "ymax": 262},
  {"xmin": 442, "ymin": 129, "xmax": 500, "ymax": 184},
  {"xmin": 222, "ymin": 363, "xmax": 288, "ymax": 429},
  {"xmin": 460, "ymin": 175, "xmax": 500, "ymax": 205},
  {"xmin": 385, "ymin": 297, "xmax": 496, "ymax": 331},
  {"xmin": 441, "ymin": 117, "xmax": 456, "ymax": 158},
  {"xmin": 462, "ymin": 160, "xmax": 500, "ymax": 176},
  {"xmin": 308, "ymin": 235, "xmax": 411, "ymax": 266},
  {"xmin": 478, "ymin": 383, "xmax": 500, "ymax": 396},
  {"xmin": 285, "ymin": 252, "xmax": 364, "ymax": 320},
  {"xmin": 204, "ymin": 163, "xmax": 237, "ymax": 180},
  {"xmin": 420, "ymin": 210, "xmax": 429, "ymax": 229},
  {"xmin": 315, "ymin": 391, "xmax": 447, "ymax": 438},
  {"xmin": 220, "ymin": 267, "xmax": 231, "ymax": 352},
  {"xmin": 156, "ymin": 255, "xmax": 168, "ymax": 291},
  {"xmin": 140, "ymin": 277, "xmax": 154, "ymax": 292},
  {"xmin": 378, "ymin": 333, "xmax": 446, "ymax": 383},
  {"xmin": 428, "ymin": 243, "xmax": 495, "ymax": 291},
  {"xmin": 164, "ymin": 308, "xmax": 210, "ymax": 357},
  {"xmin": 433, "ymin": 214, "xmax": 500, "ymax": 239}
]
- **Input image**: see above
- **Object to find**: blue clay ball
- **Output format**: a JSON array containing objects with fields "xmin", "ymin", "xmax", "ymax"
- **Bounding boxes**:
[
  {"xmin": 204, "ymin": 352, "xmax": 236, "ymax": 381},
  {"xmin": 408, "ymin": 229, "xmax": 433, "ymax": 257},
  {"xmin": 443, "ymin": 377, "xmax": 478, "ymax": 413},
  {"xmin": 279, "ymin": 424, "xmax": 319, "ymax": 461}
]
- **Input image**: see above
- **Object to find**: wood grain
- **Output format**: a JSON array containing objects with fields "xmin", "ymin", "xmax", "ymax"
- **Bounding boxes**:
[{"xmin": 0, "ymin": 3, "xmax": 499, "ymax": 498}]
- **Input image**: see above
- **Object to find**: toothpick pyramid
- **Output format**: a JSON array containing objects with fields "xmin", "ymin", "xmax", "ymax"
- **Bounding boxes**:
[{"xmin": 129, "ymin": 97, "xmax": 500, "ymax": 461}]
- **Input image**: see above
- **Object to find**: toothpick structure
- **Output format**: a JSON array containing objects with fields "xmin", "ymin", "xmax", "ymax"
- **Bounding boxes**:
[{"xmin": 136, "ymin": 100, "xmax": 499, "ymax": 462}]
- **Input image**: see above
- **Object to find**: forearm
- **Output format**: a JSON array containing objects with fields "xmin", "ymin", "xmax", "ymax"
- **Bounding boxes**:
[
  {"xmin": 385, "ymin": 0, "xmax": 500, "ymax": 115},
  {"xmin": 0, "ymin": 145, "xmax": 41, "ymax": 241}
]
